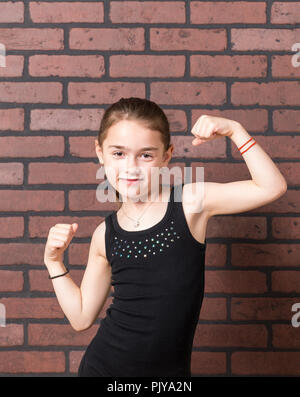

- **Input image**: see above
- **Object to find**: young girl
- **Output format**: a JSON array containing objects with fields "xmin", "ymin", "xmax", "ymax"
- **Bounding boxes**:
[{"xmin": 44, "ymin": 97, "xmax": 287, "ymax": 377}]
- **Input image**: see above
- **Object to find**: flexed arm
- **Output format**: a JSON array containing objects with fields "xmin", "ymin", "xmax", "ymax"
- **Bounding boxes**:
[{"xmin": 190, "ymin": 115, "xmax": 287, "ymax": 216}]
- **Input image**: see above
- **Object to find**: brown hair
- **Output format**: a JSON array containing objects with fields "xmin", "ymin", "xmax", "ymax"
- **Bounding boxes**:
[{"xmin": 97, "ymin": 97, "xmax": 171, "ymax": 209}]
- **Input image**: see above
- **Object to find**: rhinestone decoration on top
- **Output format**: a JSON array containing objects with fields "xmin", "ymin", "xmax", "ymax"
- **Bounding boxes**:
[{"xmin": 111, "ymin": 220, "xmax": 180, "ymax": 259}]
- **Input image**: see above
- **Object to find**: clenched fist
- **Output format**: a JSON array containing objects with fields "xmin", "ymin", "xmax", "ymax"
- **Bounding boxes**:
[{"xmin": 44, "ymin": 223, "xmax": 78, "ymax": 268}]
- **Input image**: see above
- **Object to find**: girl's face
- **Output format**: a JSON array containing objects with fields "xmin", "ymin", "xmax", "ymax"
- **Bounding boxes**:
[{"xmin": 95, "ymin": 119, "xmax": 173, "ymax": 202}]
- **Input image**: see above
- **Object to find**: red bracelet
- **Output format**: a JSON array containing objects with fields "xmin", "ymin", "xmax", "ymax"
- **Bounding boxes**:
[
  {"xmin": 238, "ymin": 137, "xmax": 257, "ymax": 155},
  {"xmin": 240, "ymin": 141, "xmax": 257, "ymax": 154},
  {"xmin": 238, "ymin": 137, "xmax": 253, "ymax": 151}
]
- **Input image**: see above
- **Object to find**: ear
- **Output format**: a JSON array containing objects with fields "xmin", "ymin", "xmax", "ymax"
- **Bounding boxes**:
[
  {"xmin": 95, "ymin": 140, "xmax": 104, "ymax": 164},
  {"xmin": 163, "ymin": 144, "xmax": 174, "ymax": 164}
]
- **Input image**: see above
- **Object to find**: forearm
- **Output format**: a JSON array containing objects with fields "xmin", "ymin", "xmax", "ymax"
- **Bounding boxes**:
[
  {"xmin": 47, "ymin": 262, "xmax": 85, "ymax": 331},
  {"xmin": 230, "ymin": 122, "xmax": 287, "ymax": 193}
]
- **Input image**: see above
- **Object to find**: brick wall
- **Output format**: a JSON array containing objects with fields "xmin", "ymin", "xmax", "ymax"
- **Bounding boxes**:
[{"xmin": 0, "ymin": 0, "xmax": 299, "ymax": 376}]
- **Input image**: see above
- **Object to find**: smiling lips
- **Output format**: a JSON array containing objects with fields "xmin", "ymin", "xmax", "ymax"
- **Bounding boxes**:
[
  {"xmin": 119, "ymin": 177, "xmax": 142, "ymax": 184},
  {"xmin": 120, "ymin": 177, "xmax": 141, "ymax": 181}
]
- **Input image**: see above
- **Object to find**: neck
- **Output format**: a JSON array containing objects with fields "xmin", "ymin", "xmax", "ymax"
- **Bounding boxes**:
[{"xmin": 119, "ymin": 183, "xmax": 164, "ymax": 213}]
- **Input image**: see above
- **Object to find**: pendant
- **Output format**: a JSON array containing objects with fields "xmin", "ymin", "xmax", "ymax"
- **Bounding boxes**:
[{"xmin": 134, "ymin": 220, "xmax": 140, "ymax": 227}]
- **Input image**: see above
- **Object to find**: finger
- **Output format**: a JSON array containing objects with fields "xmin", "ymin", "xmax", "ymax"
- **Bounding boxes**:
[
  {"xmin": 192, "ymin": 137, "xmax": 204, "ymax": 145},
  {"xmin": 55, "ymin": 224, "xmax": 73, "ymax": 230},
  {"xmin": 50, "ymin": 235, "xmax": 67, "ymax": 243},
  {"xmin": 50, "ymin": 239, "xmax": 66, "ymax": 248},
  {"xmin": 51, "ymin": 229, "xmax": 69, "ymax": 237}
]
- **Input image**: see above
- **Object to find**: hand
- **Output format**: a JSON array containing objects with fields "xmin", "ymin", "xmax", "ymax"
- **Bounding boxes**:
[
  {"xmin": 44, "ymin": 223, "xmax": 78, "ymax": 267},
  {"xmin": 191, "ymin": 115, "xmax": 239, "ymax": 146}
]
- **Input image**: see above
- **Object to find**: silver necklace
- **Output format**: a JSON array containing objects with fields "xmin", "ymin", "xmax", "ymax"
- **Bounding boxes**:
[{"xmin": 120, "ymin": 188, "xmax": 162, "ymax": 227}]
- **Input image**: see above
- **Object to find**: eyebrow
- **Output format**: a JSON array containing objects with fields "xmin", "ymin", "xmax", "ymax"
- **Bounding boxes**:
[{"xmin": 108, "ymin": 145, "xmax": 159, "ymax": 151}]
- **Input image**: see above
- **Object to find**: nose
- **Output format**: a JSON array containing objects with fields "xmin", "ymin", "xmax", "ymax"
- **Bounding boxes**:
[{"xmin": 125, "ymin": 155, "xmax": 140, "ymax": 174}]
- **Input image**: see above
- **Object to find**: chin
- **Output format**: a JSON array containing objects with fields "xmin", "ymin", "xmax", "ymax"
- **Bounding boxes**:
[{"xmin": 118, "ymin": 181, "xmax": 151, "ymax": 201}]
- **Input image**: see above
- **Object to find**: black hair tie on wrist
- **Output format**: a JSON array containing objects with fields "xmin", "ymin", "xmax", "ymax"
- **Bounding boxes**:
[{"xmin": 48, "ymin": 268, "xmax": 70, "ymax": 280}]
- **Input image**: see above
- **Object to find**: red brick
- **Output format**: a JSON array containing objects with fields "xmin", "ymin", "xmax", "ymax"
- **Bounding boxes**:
[
  {"xmin": 272, "ymin": 217, "xmax": 300, "ymax": 239},
  {"xmin": 190, "ymin": 162, "xmax": 254, "ymax": 183},
  {"xmin": 0, "ymin": 191, "xmax": 64, "ymax": 212},
  {"xmin": 68, "ymin": 82, "xmax": 145, "ymax": 104},
  {"xmin": 0, "ymin": 82, "xmax": 62, "ymax": 103},
  {"xmin": 232, "ymin": 243, "xmax": 300, "ymax": 267},
  {"xmin": 190, "ymin": 1, "xmax": 266, "ymax": 24},
  {"xmin": 194, "ymin": 324, "xmax": 267, "ymax": 347},
  {"xmin": 231, "ymin": 297, "xmax": 297, "ymax": 320},
  {"xmin": 150, "ymin": 28, "xmax": 226, "ymax": 51},
  {"xmin": 164, "ymin": 109, "xmax": 187, "ymax": 132},
  {"xmin": 272, "ymin": 271, "xmax": 300, "ymax": 293},
  {"xmin": 69, "ymin": 189, "xmax": 118, "ymax": 212},
  {"xmin": 110, "ymin": 55, "xmax": 185, "ymax": 77},
  {"xmin": 273, "ymin": 325, "xmax": 300, "ymax": 348},
  {"xmin": 110, "ymin": 1, "xmax": 185, "ymax": 23},
  {"xmin": 0, "ymin": 217, "xmax": 23, "ymax": 238},
  {"xmin": 232, "ymin": 28, "xmax": 300, "ymax": 51},
  {"xmin": 30, "ymin": 108, "xmax": 104, "ymax": 131},
  {"xmin": 0, "ymin": 324, "xmax": 23, "ymax": 346},
  {"xmin": 192, "ymin": 108, "xmax": 268, "ymax": 133},
  {"xmin": 232, "ymin": 352, "xmax": 300, "ymax": 375},
  {"xmin": 0, "ymin": 163, "xmax": 23, "ymax": 185},
  {"xmin": 279, "ymin": 163, "xmax": 300, "ymax": 186},
  {"xmin": 195, "ymin": 1, "xmax": 266, "ymax": 24},
  {"xmin": 0, "ymin": 351, "xmax": 65, "ymax": 373},
  {"xmin": 0, "ymin": 136, "xmax": 64, "ymax": 157},
  {"xmin": 0, "ymin": 2, "xmax": 24, "ymax": 23},
  {"xmin": 272, "ymin": 55, "xmax": 300, "ymax": 78},
  {"xmin": 69, "ymin": 243, "xmax": 90, "ymax": 266},
  {"xmin": 0, "ymin": 56, "xmax": 24, "ymax": 77},
  {"xmin": 0, "ymin": 28, "xmax": 63, "ymax": 50},
  {"xmin": 29, "ymin": 269, "xmax": 84, "ymax": 292},
  {"xmin": 205, "ymin": 270, "xmax": 267, "ymax": 294},
  {"xmin": 207, "ymin": 216, "xmax": 267, "ymax": 239},
  {"xmin": 28, "ymin": 162, "xmax": 99, "ymax": 184},
  {"xmin": 191, "ymin": 351, "xmax": 226, "ymax": 375},
  {"xmin": 232, "ymin": 135, "xmax": 300, "ymax": 159},
  {"xmin": 160, "ymin": 135, "xmax": 225, "ymax": 158},
  {"xmin": 28, "ymin": 323, "xmax": 98, "ymax": 346},
  {"xmin": 0, "ymin": 108, "xmax": 24, "ymax": 131},
  {"xmin": 1, "ymin": 298, "xmax": 64, "ymax": 318},
  {"xmin": 0, "ymin": 243, "xmax": 50, "ymax": 266},
  {"xmin": 69, "ymin": 136, "xmax": 98, "ymax": 158},
  {"xmin": 204, "ymin": 243, "xmax": 227, "ymax": 268},
  {"xmin": 29, "ymin": 55, "xmax": 105, "ymax": 77},
  {"xmin": 199, "ymin": 298, "xmax": 227, "ymax": 320},
  {"xmin": 231, "ymin": 81, "xmax": 300, "ymax": 106},
  {"xmin": 190, "ymin": 55, "xmax": 267, "ymax": 78},
  {"xmin": 69, "ymin": 350, "xmax": 85, "ymax": 373},
  {"xmin": 273, "ymin": 109, "xmax": 300, "ymax": 132},
  {"xmin": 0, "ymin": 270, "xmax": 23, "ymax": 291},
  {"xmin": 151, "ymin": 82, "xmax": 226, "ymax": 105},
  {"xmin": 252, "ymin": 190, "xmax": 300, "ymax": 214},
  {"xmin": 271, "ymin": 2, "xmax": 300, "ymax": 24},
  {"xmin": 69, "ymin": 28, "xmax": 145, "ymax": 50},
  {"xmin": 30, "ymin": 2, "xmax": 104, "ymax": 23},
  {"xmin": 29, "ymin": 216, "xmax": 102, "ymax": 238}
]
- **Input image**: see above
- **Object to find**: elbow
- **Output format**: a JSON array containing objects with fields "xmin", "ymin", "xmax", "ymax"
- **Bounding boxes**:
[
  {"xmin": 71, "ymin": 320, "xmax": 93, "ymax": 332},
  {"xmin": 271, "ymin": 181, "xmax": 288, "ymax": 200},
  {"xmin": 278, "ymin": 179, "xmax": 288, "ymax": 196},
  {"xmin": 72, "ymin": 324, "xmax": 91, "ymax": 332},
  {"xmin": 72, "ymin": 325, "xmax": 85, "ymax": 332}
]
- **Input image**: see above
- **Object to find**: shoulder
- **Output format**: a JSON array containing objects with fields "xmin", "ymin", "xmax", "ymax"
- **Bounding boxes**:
[
  {"xmin": 91, "ymin": 214, "xmax": 112, "ymax": 259},
  {"xmin": 182, "ymin": 182, "xmax": 211, "ymax": 217}
]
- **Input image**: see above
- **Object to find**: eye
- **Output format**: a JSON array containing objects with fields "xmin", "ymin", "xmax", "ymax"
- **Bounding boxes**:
[
  {"xmin": 141, "ymin": 153, "xmax": 153, "ymax": 159},
  {"xmin": 112, "ymin": 151, "xmax": 123, "ymax": 157},
  {"xmin": 112, "ymin": 152, "xmax": 153, "ymax": 159}
]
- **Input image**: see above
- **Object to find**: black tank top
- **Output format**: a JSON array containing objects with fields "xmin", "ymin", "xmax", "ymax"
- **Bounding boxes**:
[{"xmin": 81, "ymin": 183, "xmax": 207, "ymax": 377}]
